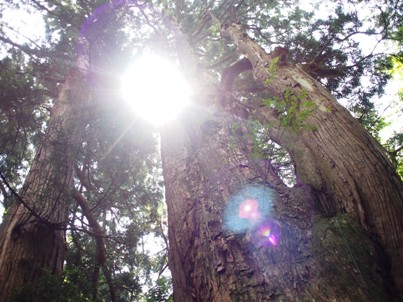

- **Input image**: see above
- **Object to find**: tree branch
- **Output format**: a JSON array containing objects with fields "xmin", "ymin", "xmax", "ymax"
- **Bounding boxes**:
[
  {"xmin": 0, "ymin": 170, "xmax": 51, "ymax": 225},
  {"xmin": 220, "ymin": 57, "xmax": 252, "ymax": 92},
  {"xmin": 72, "ymin": 189, "xmax": 117, "ymax": 302},
  {"xmin": 0, "ymin": 35, "xmax": 66, "ymax": 61}
]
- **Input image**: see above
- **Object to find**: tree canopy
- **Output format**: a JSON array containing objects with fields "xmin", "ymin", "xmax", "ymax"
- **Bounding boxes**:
[{"xmin": 0, "ymin": 0, "xmax": 402, "ymax": 301}]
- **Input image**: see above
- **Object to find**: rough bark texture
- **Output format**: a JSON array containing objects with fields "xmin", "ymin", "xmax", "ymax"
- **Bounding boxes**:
[
  {"xmin": 221, "ymin": 23, "xmax": 403, "ymax": 300},
  {"xmin": 161, "ymin": 109, "xmax": 389, "ymax": 301},
  {"xmin": 0, "ymin": 68, "xmax": 88, "ymax": 301}
]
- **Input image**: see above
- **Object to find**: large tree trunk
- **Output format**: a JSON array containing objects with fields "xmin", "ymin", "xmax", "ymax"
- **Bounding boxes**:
[
  {"xmin": 0, "ymin": 68, "xmax": 88, "ymax": 300},
  {"xmin": 220, "ymin": 23, "xmax": 403, "ymax": 299},
  {"xmin": 161, "ymin": 109, "xmax": 389, "ymax": 301}
]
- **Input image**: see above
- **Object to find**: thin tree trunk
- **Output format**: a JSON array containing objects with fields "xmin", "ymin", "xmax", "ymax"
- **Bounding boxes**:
[
  {"xmin": 0, "ymin": 67, "xmax": 88, "ymax": 301},
  {"xmin": 220, "ymin": 22, "xmax": 403, "ymax": 299},
  {"xmin": 161, "ymin": 110, "xmax": 389, "ymax": 301},
  {"xmin": 72, "ymin": 190, "xmax": 117, "ymax": 302}
]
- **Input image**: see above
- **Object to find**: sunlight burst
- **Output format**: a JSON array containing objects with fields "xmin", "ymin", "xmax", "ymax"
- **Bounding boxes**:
[{"xmin": 121, "ymin": 54, "xmax": 190, "ymax": 125}]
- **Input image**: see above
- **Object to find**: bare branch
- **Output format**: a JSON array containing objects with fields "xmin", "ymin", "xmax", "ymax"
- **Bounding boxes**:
[{"xmin": 0, "ymin": 35, "xmax": 67, "ymax": 61}]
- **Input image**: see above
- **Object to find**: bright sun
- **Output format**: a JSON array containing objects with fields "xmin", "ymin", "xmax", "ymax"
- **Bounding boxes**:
[{"xmin": 121, "ymin": 54, "xmax": 190, "ymax": 125}]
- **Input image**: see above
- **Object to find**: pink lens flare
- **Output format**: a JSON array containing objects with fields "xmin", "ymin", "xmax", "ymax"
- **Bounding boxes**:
[
  {"xmin": 224, "ymin": 185, "xmax": 275, "ymax": 233},
  {"xmin": 254, "ymin": 223, "xmax": 279, "ymax": 247},
  {"xmin": 259, "ymin": 226, "xmax": 271, "ymax": 237},
  {"xmin": 268, "ymin": 234, "xmax": 277, "ymax": 246},
  {"xmin": 239, "ymin": 199, "xmax": 261, "ymax": 220}
]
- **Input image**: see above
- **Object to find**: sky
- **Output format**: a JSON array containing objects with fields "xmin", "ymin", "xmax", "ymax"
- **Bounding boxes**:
[
  {"xmin": 0, "ymin": 4, "xmax": 46, "ymax": 57},
  {"xmin": 299, "ymin": 0, "xmax": 402, "ymax": 140}
]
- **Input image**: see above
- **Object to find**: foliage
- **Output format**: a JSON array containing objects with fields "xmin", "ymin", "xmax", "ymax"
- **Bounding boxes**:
[
  {"xmin": 10, "ymin": 271, "xmax": 89, "ymax": 302},
  {"xmin": 143, "ymin": 276, "xmax": 173, "ymax": 302},
  {"xmin": 264, "ymin": 56, "xmax": 279, "ymax": 84},
  {"xmin": 351, "ymin": 100, "xmax": 390, "ymax": 141},
  {"xmin": 0, "ymin": 50, "xmax": 49, "ymax": 207},
  {"xmin": 0, "ymin": 0, "xmax": 402, "ymax": 300},
  {"xmin": 61, "ymin": 80, "xmax": 167, "ymax": 300},
  {"xmin": 263, "ymin": 87, "xmax": 318, "ymax": 131},
  {"xmin": 385, "ymin": 132, "xmax": 403, "ymax": 179},
  {"xmin": 1, "ymin": 0, "xmax": 171, "ymax": 300}
]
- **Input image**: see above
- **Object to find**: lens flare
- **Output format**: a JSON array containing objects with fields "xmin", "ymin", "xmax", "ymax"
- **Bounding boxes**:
[
  {"xmin": 250, "ymin": 220, "xmax": 280, "ymax": 248},
  {"xmin": 268, "ymin": 234, "xmax": 277, "ymax": 246},
  {"xmin": 259, "ymin": 225, "xmax": 271, "ymax": 237},
  {"xmin": 239, "ymin": 199, "xmax": 260, "ymax": 220},
  {"xmin": 224, "ymin": 185, "xmax": 280, "ymax": 247},
  {"xmin": 224, "ymin": 185, "xmax": 274, "ymax": 233}
]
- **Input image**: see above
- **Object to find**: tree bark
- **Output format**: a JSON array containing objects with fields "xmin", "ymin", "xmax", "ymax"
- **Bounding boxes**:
[
  {"xmin": 220, "ymin": 23, "xmax": 403, "ymax": 300},
  {"xmin": 0, "ymin": 68, "xmax": 89, "ymax": 301},
  {"xmin": 161, "ymin": 110, "xmax": 389, "ymax": 301}
]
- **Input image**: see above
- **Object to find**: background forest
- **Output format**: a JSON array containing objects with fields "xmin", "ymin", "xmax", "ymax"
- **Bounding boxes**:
[{"xmin": 0, "ymin": 0, "xmax": 402, "ymax": 301}]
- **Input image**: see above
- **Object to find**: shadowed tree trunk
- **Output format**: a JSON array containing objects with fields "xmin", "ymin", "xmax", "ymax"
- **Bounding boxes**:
[
  {"xmin": 0, "ymin": 67, "xmax": 89, "ymax": 300},
  {"xmin": 219, "ymin": 23, "xmax": 403, "ymax": 299},
  {"xmin": 161, "ymin": 110, "xmax": 390, "ymax": 301}
]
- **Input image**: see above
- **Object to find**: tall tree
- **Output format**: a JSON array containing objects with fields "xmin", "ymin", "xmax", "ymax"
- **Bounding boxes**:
[
  {"xmin": 0, "ymin": 62, "xmax": 89, "ymax": 299},
  {"xmin": 220, "ymin": 21, "xmax": 402, "ymax": 296},
  {"xmin": 0, "ymin": 1, "xmax": 168, "ymax": 300},
  {"xmin": 0, "ymin": 0, "xmax": 401, "ymax": 300},
  {"xmin": 160, "ymin": 0, "xmax": 403, "ymax": 300},
  {"xmin": 0, "ymin": 1, "xmax": 96, "ymax": 298},
  {"xmin": 162, "ymin": 109, "xmax": 390, "ymax": 301}
]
